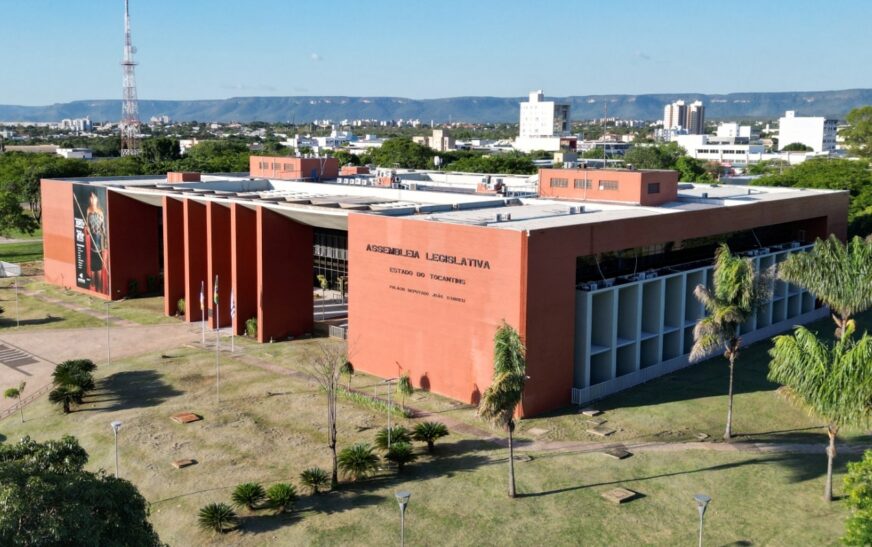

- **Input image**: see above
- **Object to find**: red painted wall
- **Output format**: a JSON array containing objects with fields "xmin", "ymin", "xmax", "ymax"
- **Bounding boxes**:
[
  {"xmin": 106, "ymin": 192, "xmax": 161, "ymax": 300},
  {"xmin": 539, "ymin": 168, "xmax": 679, "ymax": 205},
  {"xmin": 256, "ymin": 207, "xmax": 314, "ymax": 341},
  {"xmin": 163, "ymin": 197, "xmax": 185, "ymax": 316},
  {"xmin": 183, "ymin": 200, "xmax": 208, "ymax": 322},
  {"xmin": 250, "ymin": 155, "xmax": 339, "ymax": 181},
  {"xmin": 231, "ymin": 204, "xmax": 257, "ymax": 335},
  {"xmin": 41, "ymin": 180, "xmax": 76, "ymax": 291},
  {"xmin": 207, "ymin": 202, "xmax": 232, "ymax": 328},
  {"xmin": 347, "ymin": 215, "xmax": 527, "ymax": 407}
]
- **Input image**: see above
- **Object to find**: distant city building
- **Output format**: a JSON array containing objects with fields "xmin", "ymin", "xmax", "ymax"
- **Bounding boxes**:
[
  {"xmin": 514, "ymin": 90, "xmax": 574, "ymax": 153},
  {"xmin": 672, "ymin": 134, "xmax": 764, "ymax": 165},
  {"xmin": 662, "ymin": 100, "xmax": 705, "ymax": 135},
  {"xmin": 56, "ymin": 147, "xmax": 93, "ymax": 160},
  {"xmin": 60, "ymin": 117, "xmax": 92, "ymax": 133},
  {"xmin": 778, "ymin": 110, "xmax": 837, "ymax": 152},
  {"xmin": 149, "ymin": 115, "xmax": 172, "ymax": 125},
  {"xmin": 413, "ymin": 129, "xmax": 455, "ymax": 152},
  {"xmin": 716, "ymin": 122, "xmax": 752, "ymax": 139}
]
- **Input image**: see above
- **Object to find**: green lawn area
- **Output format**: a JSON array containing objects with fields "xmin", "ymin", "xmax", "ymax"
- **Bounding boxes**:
[
  {"xmin": 0, "ymin": 240, "xmax": 43, "ymax": 263},
  {"xmin": 0, "ymin": 279, "xmax": 104, "ymax": 330},
  {"xmin": 0, "ymin": 340, "xmax": 855, "ymax": 545}
]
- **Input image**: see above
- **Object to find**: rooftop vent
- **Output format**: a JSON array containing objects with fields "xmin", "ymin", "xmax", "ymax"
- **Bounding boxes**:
[
  {"xmin": 567, "ymin": 206, "xmax": 585, "ymax": 214},
  {"xmin": 701, "ymin": 192, "xmax": 709, "ymax": 199}
]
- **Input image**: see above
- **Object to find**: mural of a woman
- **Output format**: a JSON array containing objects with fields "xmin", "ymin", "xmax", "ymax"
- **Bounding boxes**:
[{"xmin": 85, "ymin": 191, "xmax": 108, "ymax": 293}]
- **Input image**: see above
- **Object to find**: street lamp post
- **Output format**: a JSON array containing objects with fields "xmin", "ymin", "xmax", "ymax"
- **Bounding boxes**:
[
  {"xmin": 694, "ymin": 494, "xmax": 711, "ymax": 547},
  {"xmin": 395, "ymin": 490, "xmax": 411, "ymax": 547},
  {"xmin": 110, "ymin": 420, "xmax": 123, "ymax": 478}
]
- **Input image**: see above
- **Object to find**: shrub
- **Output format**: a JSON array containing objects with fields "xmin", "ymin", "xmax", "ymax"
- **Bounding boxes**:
[
  {"xmin": 844, "ymin": 450, "xmax": 872, "ymax": 545},
  {"xmin": 337, "ymin": 443, "xmax": 379, "ymax": 482},
  {"xmin": 230, "ymin": 482, "xmax": 265, "ymax": 510},
  {"xmin": 177, "ymin": 298, "xmax": 186, "ymax": 316},
  {"xmin": 300, "ymin": 467, "xmax": 330, "ymax": 495},
  {"xmin": 50, "ymin": 359, "xmax": 97, "ymax": 413},
  {"xmin": 337, "ymin": 387, "xmax": 413, "ymax": 419},
  {"xmin": 385, "ymin": 442, "xmax": 417, "ymax": 472},
  {"xmin": 245, "ymin": 317, "xmax": 258, "ymax": 338},
  {"xmin": 340, "ymin": 361, "xmax": 354, "ymax": 389},
  {"xmin": 374, "ymin": 426, "xmax": 412, "ymax": 451},
  {"xmin": 197, "ymin": 502, "xmax": 238, "ymax": 534},
  {"xmin": 266, "ymin": 483, "xmax": 297, "ymax": 513},
  {"xmin": 412, "ymin": 421, "xmax": 449, "ymax": 452}
]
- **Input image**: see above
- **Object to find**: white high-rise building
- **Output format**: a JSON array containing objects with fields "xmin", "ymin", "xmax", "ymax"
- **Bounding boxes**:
[
  {"xmin": 686, "ymin": 101, "xmax": 705, "ymax": 135},
  {"xmin": 778, "ymin": 111, "xmax": 837, "ymax": 152},
  {"xmin": 663, "ymin": 100, "xmax": 687, "ymax": 130},
  {"xmin": 514, "ymin": 90, "xmax": 573, "ymax": 152},
  {"xmin": 663, "ymin": 100, "xmax": 705, "ymax": 135}
]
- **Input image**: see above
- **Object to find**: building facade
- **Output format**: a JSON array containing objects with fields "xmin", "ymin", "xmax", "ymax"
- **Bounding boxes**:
[
  {"xmin": 515, "ymin": 90, "xmax": 573, "ymax": 153},
  {"xmin": 778, "ymin": 110, "xmax": 838, "ymax": 152}
]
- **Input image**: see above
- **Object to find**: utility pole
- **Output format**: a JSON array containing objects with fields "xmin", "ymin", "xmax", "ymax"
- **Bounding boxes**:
[{"xmin": 120, "ymin": 0, "xmax": 141, "ymax": 156}]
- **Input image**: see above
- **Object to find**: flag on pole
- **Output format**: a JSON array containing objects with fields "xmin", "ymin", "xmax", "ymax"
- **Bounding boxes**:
[
  {"xmin": 199, "ymin": 281, "xmax": 205, "ymax": 311},
  {"xmin": 230, "ymin": 289, "xmax": 236, "ymax": 319},
  {"xmin": 213, "ymin": 275, "xmax": 219, "ymax": 305}
]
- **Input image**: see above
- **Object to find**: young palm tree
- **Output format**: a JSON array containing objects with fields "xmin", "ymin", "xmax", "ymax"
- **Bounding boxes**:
[
  {"xmin": 778, "ymin": 235, "xmax": 872, "ymax": 339},
  {"xmin": 374, "ymin": 426, "xmax": 411, "ymax": 451},
  {"xmin": 3, "ymin": 381, "xmax": 26, "ymax": 423},
  {"xmin": 231, "ymin": 482, "xmax": 266, "ymax": 511},
  {"xmin": 769, "ymin": 323, "xmax": 872, "ymax": 501},
  {"xmin": 337, "ymin": 443, "xmax": 379, "ymax": 482},
  {"xmin": 397, "ymin": 374, "xmax": 413, "ymax": 410},
  {"xmin": 48, "ymin": 383, "xmax": 84, "ymax": 414},
  {"xmin": 197, "ymin": 502, "xmax": 238, "ymax": 533},
  {"xmin": 265, "ymin": 483, "xmax": 297, "ymax": 514},
  {"xmin": 299, "ymin": 467, "xmax": 330, "ymax": 495},
  {"xmin": 385, "ymin": 442, "xmax": 417, "ymax": 472},
  {"xmin": 340, "ymin": 361, "xmax": 354, "ymax": 390},
  {"xmin": 478, "ymin": 321, "xmax": 527, "ymax": 498},
  {"xmin": 412, "ymin": 421, "xmax": 449, "ymax": 452},
  {"xmin": 690, "ymin": 244, "xmax": 766, "ymax": 441}
]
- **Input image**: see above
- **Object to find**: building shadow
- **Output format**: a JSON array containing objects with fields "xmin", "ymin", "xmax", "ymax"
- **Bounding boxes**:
[{"xmin": 89, "ymin": 370, "xmax": 183, "ymax": 411}]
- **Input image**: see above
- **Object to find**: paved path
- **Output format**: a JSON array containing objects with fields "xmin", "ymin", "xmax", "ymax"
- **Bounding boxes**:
[{"xmin": 20, "ymin": 288, "xmax": 138, "ymax": 327}]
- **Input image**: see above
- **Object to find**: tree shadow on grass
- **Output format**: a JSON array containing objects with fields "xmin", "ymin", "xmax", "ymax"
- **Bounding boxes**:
[
  {"xmin": 86, "ymin": 370, "xmax": 183, "ymax": 412},
  {"xmin": 0, "ymin": 316, "xmax": 64, "ymax": 327}
]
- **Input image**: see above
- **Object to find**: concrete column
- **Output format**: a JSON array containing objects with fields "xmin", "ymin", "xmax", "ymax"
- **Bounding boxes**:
[
  {"xmin": 256, "ymin": 206, "xmax": 313, "ymax": 342},
  {"xmin": 207, "ymin": 202, "xmax": 231, "ymax": 329},
  {"xmin": 162, "ymin": 197, "xmax": 185, "ymax": 316},
  {"xmin": 183, "ymin": 199, "xmax": 207, "ymax": 323},
  {"xmin": 230, "ymin": 203, "xmax": 257, "ymax": 336}
]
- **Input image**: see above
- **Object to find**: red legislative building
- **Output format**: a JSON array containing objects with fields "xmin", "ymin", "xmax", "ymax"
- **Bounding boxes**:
[{"xmin": 41, "ymin": 157, "xmax": 848, "ymax": 416}]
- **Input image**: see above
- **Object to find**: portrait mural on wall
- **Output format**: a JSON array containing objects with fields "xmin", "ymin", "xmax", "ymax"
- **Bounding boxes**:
[{"xmin": 73, "ymin": 184, "xmax": 110, "ymax": 295}]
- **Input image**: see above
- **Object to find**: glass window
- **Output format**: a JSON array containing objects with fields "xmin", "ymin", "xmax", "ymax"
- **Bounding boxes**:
[
  {"xmin": 648, "ymin": 182, "xmax": 661, "ymax": 194},
  {"xmin": 599, "ymin": 180, "xmax": 619, "ymax": 191}
]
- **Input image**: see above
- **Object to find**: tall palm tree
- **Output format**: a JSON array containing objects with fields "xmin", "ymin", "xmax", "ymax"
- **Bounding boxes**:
[
  {"xmin": 3, "ymin": 381, "xmax": 26, "ymax": 423},
  {"xmin": 778, "ymin": 235, "xmax": 872, "ymax": 339},
  {"xmin": 769, "ymin": 322, "xmax": 872, "ymax": 501},
  {"xmin": 690, "ymin": 244, "xmax": 767, "ymax": 441},
  {"xmin": 479, "ymin": 322, "xmax": 527, "ymax": 498}
]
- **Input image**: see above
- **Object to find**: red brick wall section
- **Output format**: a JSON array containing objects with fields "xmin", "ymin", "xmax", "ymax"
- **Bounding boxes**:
[
  {"xmin": 41, "ymin": 180, "xmax": 76, "ymax": 290},
  {"xmin": 167, "ymin": 172, "xmax": 201, "ymax": 183},
  {"xmin": 256, "ymin": 207, "xmax": 314, "ymax": 342},
  {"xmin": 230, "ymin": 204, "xmax": 257, "ymax": 336},
  {"xmin": 347, "ymin": 214, "xmax": 527, "ymax": 407},
  {"xmin": 538, "ymin": 168, "xmax": 679, "ymax": 206},
  {"xmin": 106, "ymin": 192, "xmax": 161, "ymax": 300},
  {"xmin": 207, "ymin": 202, "xmax": 232, "ymax": 328},
  {"xmin": 249, "ymin": 155, "xmax": 339, "ymax": 181},
  {"xmin": 162, "ymin": 197, "xmax": 185, "ymax": 316},
  {"xmin": 183, "ymin": 199, "xmax": 208, "ymax": 322}
]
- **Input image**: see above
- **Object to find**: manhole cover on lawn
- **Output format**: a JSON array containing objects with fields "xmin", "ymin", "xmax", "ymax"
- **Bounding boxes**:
[
  {"xmin": 171, "ymin": 459, "xmax": 197, "ymax": 469},
  {"xmin": 602, "ymin": 447, "xmax": 632, "ymax": 460},
  {"xmin": 171, "ymin": 412, "xmax": 202, "ymax": 424},
  {"xmin": 601, "ymin": 487, "xmax": 638, "ymax": 504},
  {"xmin": 588, "ymin": 425, "xmax": 617, "ymax": 437}
]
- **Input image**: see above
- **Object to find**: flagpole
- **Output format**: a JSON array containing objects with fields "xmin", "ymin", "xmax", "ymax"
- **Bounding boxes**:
[
  {"xmin": 230, "ymin": 289, "xmax": 236, "ymax": 353},
  {"xmin": 200, "ymin": 280, "xmax": 205, "ymax": 346},
  {"xmin": 215, "ymin": 275, "xmax": 220, "ymax": 405},
  {"xmin": 14, "ymin": 279, "xmax": 19, "ymax": 328}
]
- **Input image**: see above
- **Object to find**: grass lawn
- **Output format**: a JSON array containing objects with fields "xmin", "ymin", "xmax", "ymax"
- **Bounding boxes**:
[
  {"xmin": 0, "ymin": 240, "xmax": 43, "ymax": 263},
  {"xmin": 0, "ymin": 279, "xmax": 104, "ymax": 330},
  {"xmin": 0, "ymin": 340, "xmax": 855, "ymax": 545}
]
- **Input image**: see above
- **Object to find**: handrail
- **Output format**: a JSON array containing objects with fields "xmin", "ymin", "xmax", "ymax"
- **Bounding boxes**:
[{"xmin": 0, "ymin": 383, "xmax": 52, "ymax": 421}]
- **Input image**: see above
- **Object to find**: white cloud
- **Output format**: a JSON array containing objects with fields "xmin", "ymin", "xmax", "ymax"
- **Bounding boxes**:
[{"xmin": 310, "ymin": 53, "xmax": 323, "ymax": 62}]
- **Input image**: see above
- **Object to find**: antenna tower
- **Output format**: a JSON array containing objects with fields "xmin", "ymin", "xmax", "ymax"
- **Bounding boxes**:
[{"xmin": 120, "ymin": 0, "xmax": 141, "ymax": 156}]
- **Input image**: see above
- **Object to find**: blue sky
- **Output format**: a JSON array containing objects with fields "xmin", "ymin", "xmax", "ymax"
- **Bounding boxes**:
[{"xmin": 1, "ymin": 0, "xmax": 871, "ymax": 105}]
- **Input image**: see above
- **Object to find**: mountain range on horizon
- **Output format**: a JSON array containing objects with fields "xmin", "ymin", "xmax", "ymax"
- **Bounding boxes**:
[{"xmin": 2, "ymin": 89, "xmax": 871, "ymax": 124}]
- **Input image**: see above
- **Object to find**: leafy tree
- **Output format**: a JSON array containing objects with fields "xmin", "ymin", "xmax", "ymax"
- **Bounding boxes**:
[
  {"xmin": 299, "ymin": 467, "xmax": 330, "ymax": 495},
  {"xmin": 778, "ymin": 236, "xmax": 872, "ymax": 339},
  {"xmin": 782, "ymin": 142, "xmax": 813, "ymax": 151},
  {"xmin": 0, "ymin": 152, "xmax": 89, "ymax": 221},
  {"xmin": 397, "ymin": 373, "xmax": 413, "ymax": 410},
  {"xmin": 337, "ymin": 443, "xmax": 379, "ymax": 482},
  {"xmin": 140, "ymin": 137, "xmax": 181, "ymax": 164},
  {"xmin": 0, "ymin": 191, "xmax": 38, "ymax": 236},
  {"xmin": 0, "ymin": 436, "xmax": 161, "ymax": 546},
  {"xmin": 197, "ymin": 502, "xmax": 238, "ymax": 534},
  {"xmin": 385, "ymin": 442, "xmax": 417, "ymax": 472},
  {"xmin": 843, "ymin": 450, "xmax": 872, "ymax": 545},
  {"xmin": 374, "ymin": 426, "xmax": 412, "ymax": 451},
  {"xmin": 412, "ymin": 421, "xmax": 449, "ymax": 452},
  {"xmin": 622, "ymin": 142, "xmax": 713, "ymax": 182},
  {"xmin": 367, "ymin": 138, "xmax": 434, "ymax": 169},
  {"xmin": 340, "ymin": 361, "xmax": 354, "ymax": 390},
  {"xmin": 3, "ymin": 381, "xmax": 26, "ymax": 423},
  {"xmin": 303, "ymin": 343, "xmax": 344, "ymax": 487},
  {"xmin": 842, "ymin": 106, "xmax": 872, "ymax": 159},
  {"xmin": 180, "ymin": 140, "xmax": 250, "ymax": 172},
  {"xmin": 331, "ymin": 149, "xmax": 360, "ymax": 166},
  {"xmin": 478, "ymin": 321, "xmax": 527, "ymax": 498},
  {"xmin": 443, "ymin": 152, "xmax": 537, "ymax": 175},
  {"xmin": 265, "ymin": 483, "xmax": 297, "ymax": 514},
  {"xmin": 690, "ymin": 244, "xmax": 768, "ymax": 441},
  {"xmin": 231, "ymin": 482, "xmax": 266, "ymax": 510},
  {"xmin": 769, "ymin": 323, "xmax": 872, "ymax": 501}
]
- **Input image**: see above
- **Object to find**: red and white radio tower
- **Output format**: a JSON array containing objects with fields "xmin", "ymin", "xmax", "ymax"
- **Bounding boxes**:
[{"xmin": 120, "ymin": 0, "xmax": 141, "ymax": 156}]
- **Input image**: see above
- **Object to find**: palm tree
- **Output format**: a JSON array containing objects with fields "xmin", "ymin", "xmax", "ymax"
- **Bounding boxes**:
[
  {"xmin": 778, "ymin": 235, "xmax": 872, "ymax": 339},
  {"xmin": 265, "ymin": 483, "xmax": 297, "ymax": 514},
  {"xmin": 412, "ymin": 421, "xmax": 449, "ymax": 452},
  {"xmin": 231, "ymin": 482, "xmax": 266, "ymax": 511},
  {"xmin": 197, "ymin": 502, "xmax": 238, "ymax": 533},
  {"xmin": 769, "ymin": 322, "xmax": 872, "ymax": 501},
  {"xmin": 299, "ymin": 467, "xmax": 330, "ymax": 495},
  {"xmin": 478, "ymin": 321, "xmax": 527, "ymax": 498},
  {"xmin": 385, "ymin": 442, "xmax": 417, "ymax": 472},
  {"xmin": 52, "ymin": 360, "xmax": 96, "ymax": 393},
  {"xmin": 3, "ymin": 381, "xmax": 26, "ymax": 423},
  {"xmin": 396, "ymin": 374, "xmax": 413, "ymax": 410},
  {"xmin": 48, "ymin": 383, "xmax": 84, "ymax": 413},
  {"xmin": 337, "ymin": 443, "xmax": 379, "ymax": 482},
  {"xmin": 340, "ymin": 361, "xmax": 354, "ymax": 390},
  {"xmin": 374, "ymin": 426, "xmax": 411, "ymax": 451},
  {"xmin": 690, "ymin": 244, "xmax": 767, "ymax": 441}
]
